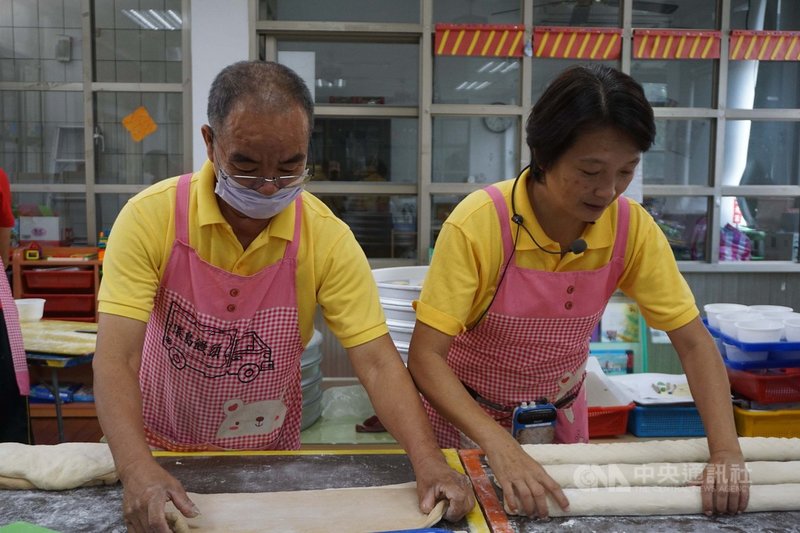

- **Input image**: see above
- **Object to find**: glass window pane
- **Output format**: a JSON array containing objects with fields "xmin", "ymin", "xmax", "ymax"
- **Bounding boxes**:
[
  {"xmin": 722, "ymin": 121, "xmax": 800, "ymax": 187},
  {"xmin": 532, "ymin": 59, "xmax": 619, "ymax": 103},
  {"xmin": 632, "ymin": 1, "xmax": 716, "ymax": 29},
  {"xmin": 643, "ymin": 119, "xmax": 712, "ymax": 186},
  {"xmin": 259, "ymin": 0, "xmax": 418, "ymax": 23},
  {"xmin": 727, "ymin": 61, "xmax": 800, "ymax": 109},
  {"xmin": 642, "ymin": 196, "xmax": 710, "ymax": 261},
  {"xmin": 534, "ymin": 0, "xmax": 620, "ymax": 27},
  {"xmin": 93, "ymin": 0, "xmax": 183, "ymax": 83},
  {"xmin": 719, "ymin": 196, "xmax": 799, "ymax": 262},
  {"xmin": 631, "ymin": 60, "xmax": 714, "ymax": 108},
  {"xmin": 94, "ymin": 91, "xmax": 184, "ymax": 185},
  {"xmin": 432, "ymin": 116, "xmax": 519, "ymax": 183},
  {"xmin": 730, "ymin": 0, "xmax": 800, "ymax": 31},
  {"xmin": 434, "ymin": 0, "xmax": 521, "ymax": 24},
  {"xmin": 1, "ymin": 90, "xmax": 85, "ymax": 183},
  {"xmin": 311, "ymin": 118, "xmax": 417, "ymax": 183},
  {"xmin": 96, "ymin": 193, "xmax": 135, "ymax": 239},
  {"xmin": 277, "ymin": 41, "xmax": 418, "ymax": 106},
  {"xmin": 434, "ymin": 57, "xmax": 520, "ymax": 105},
  {"xmin": 12, "ymin": 192, "xmax": 87, "ymax": 245},
  {"xmin": 431, "ymin": 194, "xmax": 467, "ymax": 248},
  {"xmin": 316, "ymin": 194, "xmax": 417, "ymax": 259},
  {"xmin": 0, "ymin": 1, "xmax": 83, "ymax": 82}
]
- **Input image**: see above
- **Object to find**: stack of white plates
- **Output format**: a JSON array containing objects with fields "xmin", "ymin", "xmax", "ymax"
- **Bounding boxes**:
[
  {"xmin": 373, "ymin": 266, "xmax": 428, "ymax": 363},
  {"xmin": 300, "ymin": 329, "xmax": 324, "ymax": 430}
]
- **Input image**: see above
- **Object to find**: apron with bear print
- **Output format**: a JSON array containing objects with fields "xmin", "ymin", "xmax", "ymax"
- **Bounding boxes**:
[
  {"xmin": 140, "ymin": 173, "xmax": 305, "ymax": 451},
  {"xmin": 423, "ymin": 185, "xmax": 630, "ymax": 448}
]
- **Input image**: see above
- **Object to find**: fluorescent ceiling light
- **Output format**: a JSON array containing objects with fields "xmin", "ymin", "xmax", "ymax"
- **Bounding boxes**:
[
  {"xmin": 121, "ymin": 8, "xmax": 182, "ymax": 30},
  {"xmin": 477, "ymin": 61, "xmax": 495, "ymax": 73}
]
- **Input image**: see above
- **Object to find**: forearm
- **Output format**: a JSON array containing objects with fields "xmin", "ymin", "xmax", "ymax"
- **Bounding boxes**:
[
  {"xmin": 407, "ymin": 322, "xmax": 515, "ymax": 453},
  {"xmin": 93, "ymin": 315, "xmax": 155, "ymax": 478},
  {"xmin": 350, "ymin": 336, "xmax": 446, "ymax": 468},
  {"xmin": 671, "ymin": 318, "xmax": 741, "ymax": 455}
]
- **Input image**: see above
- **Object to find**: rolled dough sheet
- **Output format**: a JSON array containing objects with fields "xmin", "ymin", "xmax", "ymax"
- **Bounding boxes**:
[
  {"xmin": 165, "ymin": 482, "xmax": 445, "ymax": 533},
  {"xmin": 535, "ymin": 483, "xmax": 800, "ymax": 517},
  {"xmin": 542, "ymin": 461, "xmax": 800, "ymax": 487},
  {"xmin": 0, "ymin": 442, "xmax": 118, "ymax": 490},
  {"xmin": 523, "ymin": 437, "xmax": 800, "ymax": 465}
]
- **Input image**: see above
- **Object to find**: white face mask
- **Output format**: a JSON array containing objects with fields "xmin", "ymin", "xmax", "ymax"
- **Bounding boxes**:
[{"xmin": 214, "ymin": 170, "xmax": 302, "ymax": 220}]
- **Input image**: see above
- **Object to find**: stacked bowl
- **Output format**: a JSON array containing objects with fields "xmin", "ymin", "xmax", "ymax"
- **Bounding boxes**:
[
  {"xmin": 372, "ymin": 266, "xmax": 428, "ymax": 364},
  {"xmin": 300, "ymin": 329, "xmax": 324, "ymax": 430}
]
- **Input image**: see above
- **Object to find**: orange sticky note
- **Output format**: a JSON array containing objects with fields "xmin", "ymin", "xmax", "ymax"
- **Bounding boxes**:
[{"xmin": 122, "ymin": 106, "xmax": 158, "ymax": 142}]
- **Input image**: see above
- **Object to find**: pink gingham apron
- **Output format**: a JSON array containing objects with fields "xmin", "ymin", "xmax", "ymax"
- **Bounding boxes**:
[
  {"xmin": 140, "ymin": 173, "xmax": 305, "ymax": 451},
  {"xmin": 424, "ymin": 186, "xmax": 630, "ymax": 447},
  {"xmin": 0, "ymin": 273, "xmax": 29, "ymax": 395}
]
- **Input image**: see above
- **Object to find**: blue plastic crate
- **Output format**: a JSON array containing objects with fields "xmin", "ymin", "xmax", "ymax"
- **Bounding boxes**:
[
  {"xmin": 704, "ymin": 320, "xmax": 800, "ymax": 371},
  {"xmin": 627, "ymin": 405, "xmax": 706, "ymax": 437}
]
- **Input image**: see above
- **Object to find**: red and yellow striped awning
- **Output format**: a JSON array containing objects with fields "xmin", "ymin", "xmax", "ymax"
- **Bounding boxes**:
[
  {"xmin": 532, "ymin": 27, "xmax": 622, "ymax": 60},
  {"xmin": 633, "ymin": 29, "xmax": 720, "ymax": 60},
  {"xmin": 729, "ymin": 30, "xmax": 800, "ymax": 61},
  {"xmin": 435, "ymin": 24, "xmax": 525, "ymax": 57}
]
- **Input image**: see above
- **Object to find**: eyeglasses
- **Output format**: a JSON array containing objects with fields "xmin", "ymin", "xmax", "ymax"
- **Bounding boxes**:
[
  {"xmin": 218, "ymin": 164, "xmax": 313, "ymax": 190},
  {"xmin": 211, "ymin": 134, "xmax": 315, "ymax": 190}
]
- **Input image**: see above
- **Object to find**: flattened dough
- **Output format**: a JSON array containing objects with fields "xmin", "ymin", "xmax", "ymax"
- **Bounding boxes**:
[
  {"xmin": 0, "ymin": 442, "xmax": 118, "ymax": 490},
  {"xmin": 165, "ymin": 482, "xmax": 445, "ymax": 533},
  {"xmin": 523, "ymin": 437, "xmax": 800, "ymax": 465}
]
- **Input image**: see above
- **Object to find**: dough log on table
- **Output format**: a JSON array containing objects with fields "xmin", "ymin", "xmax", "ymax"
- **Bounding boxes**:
[
  {"xmin": 498, "ymin": 437, "xmax": 800, "ymax": 517},
  {"xmin": 0, "ymin": 442, "xmax": 118, "ymax": 490}
]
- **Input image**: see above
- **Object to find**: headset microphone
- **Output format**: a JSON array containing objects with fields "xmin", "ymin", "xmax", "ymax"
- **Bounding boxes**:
[{"xmin": 568, "ymin": 238, "xmax": 588, "ymax": 255}]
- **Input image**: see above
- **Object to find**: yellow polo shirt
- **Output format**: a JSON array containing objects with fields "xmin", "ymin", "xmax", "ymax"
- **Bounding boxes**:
[
  {"xmin": 98, "ymin": 161, "xmax": 387, "ymax": 348},
  {"xmin": 416, "ymin": 169, "xmax": 698, "ymax": 335}
]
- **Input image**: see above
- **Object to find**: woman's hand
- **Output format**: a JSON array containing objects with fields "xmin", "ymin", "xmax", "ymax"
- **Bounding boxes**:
[
  {"xmin": 485, "ymin": 436, "xmax": 569, "ymax": 518},
  {"xmin": 697, "ymin": 450, "xmax": 750, "ymax": 515}
]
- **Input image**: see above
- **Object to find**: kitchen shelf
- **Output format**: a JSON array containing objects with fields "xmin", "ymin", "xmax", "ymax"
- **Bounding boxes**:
[{"xmin": 12, "ymin": 246, "xmax": 101, "ymax": 322}]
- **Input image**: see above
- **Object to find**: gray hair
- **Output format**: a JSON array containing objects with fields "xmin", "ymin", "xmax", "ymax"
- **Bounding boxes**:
[{"xmin": 207, "ymin": 60, "xmax": 314, "ymax": 136}]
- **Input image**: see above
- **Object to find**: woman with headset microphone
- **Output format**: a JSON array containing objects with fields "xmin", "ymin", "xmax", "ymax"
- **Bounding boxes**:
[{"xmin": 407, "ymin": 65, "xmax": 748, "ymax": 519}]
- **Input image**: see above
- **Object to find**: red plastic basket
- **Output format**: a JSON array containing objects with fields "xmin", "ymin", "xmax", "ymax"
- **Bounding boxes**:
[
  {"xmin": 727, "ymin": 367, "xmax": 800, "ymax": 404},
  {"xmin": 588, "ymin": 402, "xmax": 635, "ymax": 437}
]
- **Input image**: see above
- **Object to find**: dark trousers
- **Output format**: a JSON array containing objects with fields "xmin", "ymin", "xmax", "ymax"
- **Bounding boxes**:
[{"xmin": 0, "ymin": 309, "xmax": 33, "ymax": 443}]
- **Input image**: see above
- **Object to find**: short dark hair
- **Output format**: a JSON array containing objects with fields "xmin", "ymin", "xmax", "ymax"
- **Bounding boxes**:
[
  {"xmin": 207, "ymin": 60, "xmax": 314, "ymax": 136},
  {"xmin": 525, "ymin": 64, "xmax": 655, "ymax": 182}
]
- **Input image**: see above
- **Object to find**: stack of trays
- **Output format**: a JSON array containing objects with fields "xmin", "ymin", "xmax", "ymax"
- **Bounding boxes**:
[
  {"xmin": 372, "ymin": 266, "xmax": 428, "ymax": 364},
  {"xmin": 703, "ymin": 305, "xmax": 800, "ymax": 438},
  {"xmin": 300, "ymin": 329, "xmax": 324, "ymax": 430}
]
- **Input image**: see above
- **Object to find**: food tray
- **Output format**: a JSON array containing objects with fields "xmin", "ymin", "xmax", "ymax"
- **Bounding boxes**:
[
  {"xmin": 705, "ymin": 321, "xmax": 800, "ymax": 370},
  {"xmin": 727, "ymin": 367, "xmax": 800, "ymax": 404},
  {"xmin": 733, "ymin": 405, "xmax": 800, "ymax": 438},
  {"xmin": 627, "ymin": 405, "xmax": 706, "ymax": 437},
  {"xmin": 588, "ymin": 402, "xmax": 635, "ymax": 437}
]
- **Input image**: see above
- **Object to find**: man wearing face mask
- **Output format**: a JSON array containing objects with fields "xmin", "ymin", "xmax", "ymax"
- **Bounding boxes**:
[{"xmin": 93, "ymin": 60, "xmax": 474, "ymax": 533}]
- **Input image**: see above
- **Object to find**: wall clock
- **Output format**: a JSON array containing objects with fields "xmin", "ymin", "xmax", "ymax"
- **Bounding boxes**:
[{"xmin": 483, "ymin": 115, "xmax": 513, "ymax": 133}]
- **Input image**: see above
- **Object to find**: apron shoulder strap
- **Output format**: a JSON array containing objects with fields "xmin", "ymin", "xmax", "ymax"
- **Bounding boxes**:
[
  {"xmin": 612, "ymin": 195, "xmax": 631, "ymax": 260},
  {"xmin": 174, "ymin": 173, "xmax": 193, "ymax": 244},
  {"xmin": 484, "ymin": 185, "xmax": 514, "ymax": 263}
]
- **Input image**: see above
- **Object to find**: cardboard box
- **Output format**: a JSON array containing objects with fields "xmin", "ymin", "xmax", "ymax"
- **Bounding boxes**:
[{"xmin": 19, "ymin": 216, "xmax": 62, "ymax": 246}]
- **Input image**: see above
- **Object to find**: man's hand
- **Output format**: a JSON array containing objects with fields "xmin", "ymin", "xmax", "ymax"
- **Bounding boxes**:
[
  {"xmin": 119, "ymin": 458, "xmax": 200, "ymax": 533},
  {"xmin": 414, "ymin": 455, "xmax": 475, "ymax": 522},
  {"xmin": 485, "ymin": 437, "xmax": 569, "ymax": 518}
]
